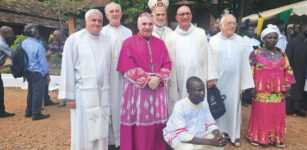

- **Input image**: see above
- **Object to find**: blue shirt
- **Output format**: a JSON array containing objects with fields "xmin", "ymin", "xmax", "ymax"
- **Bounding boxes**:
[{"xmin": 22, "ymin": 37, "xmax": 49, "ymax": 76}]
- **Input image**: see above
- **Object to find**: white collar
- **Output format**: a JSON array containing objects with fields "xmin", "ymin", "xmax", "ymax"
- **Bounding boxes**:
[
  {"xmin": 185, "ymin": 97, "xmax": 203, "ymax": 110},
  {"xmin": 218, "ymin": 32, "xmax": 235, "ymax": 39},
  {"xmin": 154, "ymin": 25, "xmax": 164, "ymax": 33},
  {"xmin": 108, "ymin": 24, "xmax": 122, "ymax": 29},
  {"xmin": 175, "ymin": 24, "xmax": 195, "ymax": 36}
]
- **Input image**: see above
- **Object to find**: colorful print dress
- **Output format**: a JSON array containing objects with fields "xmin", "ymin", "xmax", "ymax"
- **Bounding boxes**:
[{"xmin": 247, "ymin": 49, "xmax": 295, "ymax": 145}]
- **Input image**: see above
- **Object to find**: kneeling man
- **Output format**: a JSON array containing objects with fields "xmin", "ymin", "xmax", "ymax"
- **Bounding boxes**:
[{"xmin": 163, "ymin": 76, "xmax": 227, "ymax": 150}]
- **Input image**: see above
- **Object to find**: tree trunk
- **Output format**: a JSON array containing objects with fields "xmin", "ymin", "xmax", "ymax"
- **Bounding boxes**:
[
  {"xmin": 56, "ymin": 0, "xmax": 63, "ymax": 30},
  {"xmin": 233, "ymin": 0, "xmax": 237, "ymax": 15},
  {"xmin": 218, "ymin": 0, "xmax": 222, "ymax": 16},
  {"xmin": 68, "ymin": 15, "xmax": 75, "ymax": 35}
]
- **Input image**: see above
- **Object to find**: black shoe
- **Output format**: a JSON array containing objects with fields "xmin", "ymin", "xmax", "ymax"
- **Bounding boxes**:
[
  {"xmin": 286, "ymin": 111, "xmax": 293, "ymax": 115},
  {"xmin": 44, "ymin": 100, "xmax": 59, "ymax": 106},
  {"xmin": 58, "ymin": 102, "xmax": 66, "ymax": 107},
  {"xmin": 0, "ymin": 111, "xmax": 15, "ymax": 118},
  {"xmin": 32, "ymin": 113, "xmax": 50, "ymax": 121},
  {"xmin": 293, "ymin": 110, "xmax": 306, "ymax": 117},
  {"xmin": 25, "ymin": 113, "xmax": 32, "ymax": 118},
  {"xmin": 242, "ymin": 101, "xmax": 248, "ymax": 107}
]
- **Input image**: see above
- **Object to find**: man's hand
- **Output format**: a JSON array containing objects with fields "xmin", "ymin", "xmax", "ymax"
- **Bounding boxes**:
[
  {"xmin": 148, "ymin": 76, "xmax": 160, "ymax": 90},
  {"xmin": 207, "ymin": 80, "xmax": 216, "ymax": 88},
  {"xmin": 211, "ymin": 133, "xmax": 227, "ymax": 147},
  {"xmin": 66, "ymin": 100, "xmax": 76, "ymax": 109},
  {"xmin": 241, "ymin": 89, "xmax": 245, "ymax": 94},
  {"xmin": 212, "ymin": 129, "xmax": 220, "ymax": 136},
  {"xmin": 46, "ymin": 50, "xmax": 52, "ymax": 57}
]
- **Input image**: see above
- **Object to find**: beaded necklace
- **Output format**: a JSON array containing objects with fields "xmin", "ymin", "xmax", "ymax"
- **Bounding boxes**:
[{"xmin": 138, "ymin": 33, "xmax": 155, "ymax": 72}]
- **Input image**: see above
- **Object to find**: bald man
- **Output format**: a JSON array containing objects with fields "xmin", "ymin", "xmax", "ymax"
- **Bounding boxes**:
[
  {"xmin": 0, "ymin": 26, "xmax": 15, "ymax": 118},
  {"xmin": 165, "ymin": 6, "xmax": 218, "ymax": 113}
]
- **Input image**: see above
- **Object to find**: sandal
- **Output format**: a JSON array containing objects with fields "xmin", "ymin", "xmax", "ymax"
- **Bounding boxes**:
[
  {"xmin": 275, "ymin": 143, "xmax": 285, "ymax": 148},
  {"xmin": 250, "ymin": 141, "xmax": 259, "ymax": 147},
  {"xmin": 233, "ymin": 138, "xmax": 241, "ymax": 147}
]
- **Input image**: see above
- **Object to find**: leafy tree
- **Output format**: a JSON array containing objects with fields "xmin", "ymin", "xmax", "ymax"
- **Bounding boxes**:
[{"xmin": 41, "ymin": 0, "xmax": 98, "ymax": 30}]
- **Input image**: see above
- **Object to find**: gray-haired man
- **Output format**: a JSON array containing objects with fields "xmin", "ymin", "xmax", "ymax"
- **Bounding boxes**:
[
  {"xmin": 101, "ymin": 2, "xmax": 132, "ymax": 148},
  {"xmin": 59, "ymin": 9, "xmax": 111, "ymax": 150}
]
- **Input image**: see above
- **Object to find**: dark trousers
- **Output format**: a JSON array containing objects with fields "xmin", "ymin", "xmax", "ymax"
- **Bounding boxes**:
[
  {"xmin": 242, "ymin": 89, "xmax": 253, "ymax": 104},
  {"xmin": 25, "ymin": 71, "xmax": 46, "ymax": 116},
  {"xmin": 0, "ymin": 73, "xmax": 5, "ymax": 113},
  {"xmin": 43, "ymin": 82, "xmax": 51, "ymax": 104},
  {"xmin": 286, "ymin": 97, "xmax": 303, "ymax": 112}
]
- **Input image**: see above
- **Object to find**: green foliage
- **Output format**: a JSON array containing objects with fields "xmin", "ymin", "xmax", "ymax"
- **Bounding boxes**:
[
  {"xmin": 4, "ymin": 0, "xmax": 28, "ymax": 4},
  {"xmin": 41, "ymin": 0, "xmax": 95, "ymax": 29},
  {"xmin": 48, "ymin": 53, "xmax": 61, "ymax": 75},
  {"xmin": 49, "ymin": 53, "xmax": 61, "ymax": 66},
  {"xmin": 112, "ymin": 0, "xmax": 150, "ymax": 24},
  {"xmin": 10, "ymin": 34, "xmax": 27, "ymax": 50},
  {"xmin": 76, "ymin": 18, "xmax": 85, "ymax": 29},
  {"xmin": 42, "ymin": 0, "xmax": 91, "ymax": 15}
]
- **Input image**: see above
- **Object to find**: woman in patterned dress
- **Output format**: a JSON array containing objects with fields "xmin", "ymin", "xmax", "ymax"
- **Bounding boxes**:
[{"xmin": 247, "ymin": 24, "xmax": 295, "ymax": 148}]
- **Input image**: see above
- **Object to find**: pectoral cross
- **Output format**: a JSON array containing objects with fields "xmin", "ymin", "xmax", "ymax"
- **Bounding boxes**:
[{"xmin": 150, "ymin": 64, "xmax": 155, "ymax": 72}]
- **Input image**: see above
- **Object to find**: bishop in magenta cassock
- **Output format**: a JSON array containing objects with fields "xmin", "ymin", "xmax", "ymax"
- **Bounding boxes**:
[{"xmin": 117, "ymin": 12, "xmax": 171, "ymax": 150}]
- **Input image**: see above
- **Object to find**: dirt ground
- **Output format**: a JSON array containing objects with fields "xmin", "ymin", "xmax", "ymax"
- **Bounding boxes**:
[{"xmin": 0, "ymin": 87, "xmax": 306, "ymax": 150}]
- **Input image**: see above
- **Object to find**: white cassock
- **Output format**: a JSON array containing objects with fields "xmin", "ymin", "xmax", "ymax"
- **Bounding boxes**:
[
  {"xmin": 101, "ymin": 24, "xmax": 132, "ymax": 147},
  {"xmin": 165, "ymin": 24, "xmax": 218, "ymax": 113},
  {"xmin": 59, "ymin": 29, "xmax": 111, "ymax": 150},
  {"xmin": 163, "ymin": 98, "xmax": 223, "ymax": 150},
  {"xmin": 209, "ymin": 32, "xmax": 254, "ymax": 143},
  {"xmin": 152, "ymin": 25, "xmax": 173, "ymax": 41},
  {"xmin": 276, "ymin": 33, "xmax": 288, "ymax": 50},
  {"xmin": 243, "ymin": 35, "xmax": 260, "ymax": 55}
]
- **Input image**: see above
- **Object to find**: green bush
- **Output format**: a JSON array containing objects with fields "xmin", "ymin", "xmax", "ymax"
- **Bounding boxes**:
[{"xmin": 10, "ymin": 34, "xmax": 27, "ymax": 50}]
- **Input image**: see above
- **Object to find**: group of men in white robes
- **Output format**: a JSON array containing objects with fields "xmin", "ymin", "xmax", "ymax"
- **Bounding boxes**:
[{"xmin": 58, "ymin": 0, "xmax": 256, "ymax": 149}]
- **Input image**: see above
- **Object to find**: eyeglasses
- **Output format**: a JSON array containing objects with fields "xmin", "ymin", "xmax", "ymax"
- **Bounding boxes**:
[{"xmin": 177, "ymin": 12, "xmax": 191, "ymax": 17}]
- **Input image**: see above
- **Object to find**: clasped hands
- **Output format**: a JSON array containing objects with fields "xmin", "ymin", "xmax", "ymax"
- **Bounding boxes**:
[
  {"xmin": 211, "ymin": 129, "xmax": 228, "ymax": 147},
  {"xmin": 147, "ymin": 76, "xmax": 161, "ymax": 90}
]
